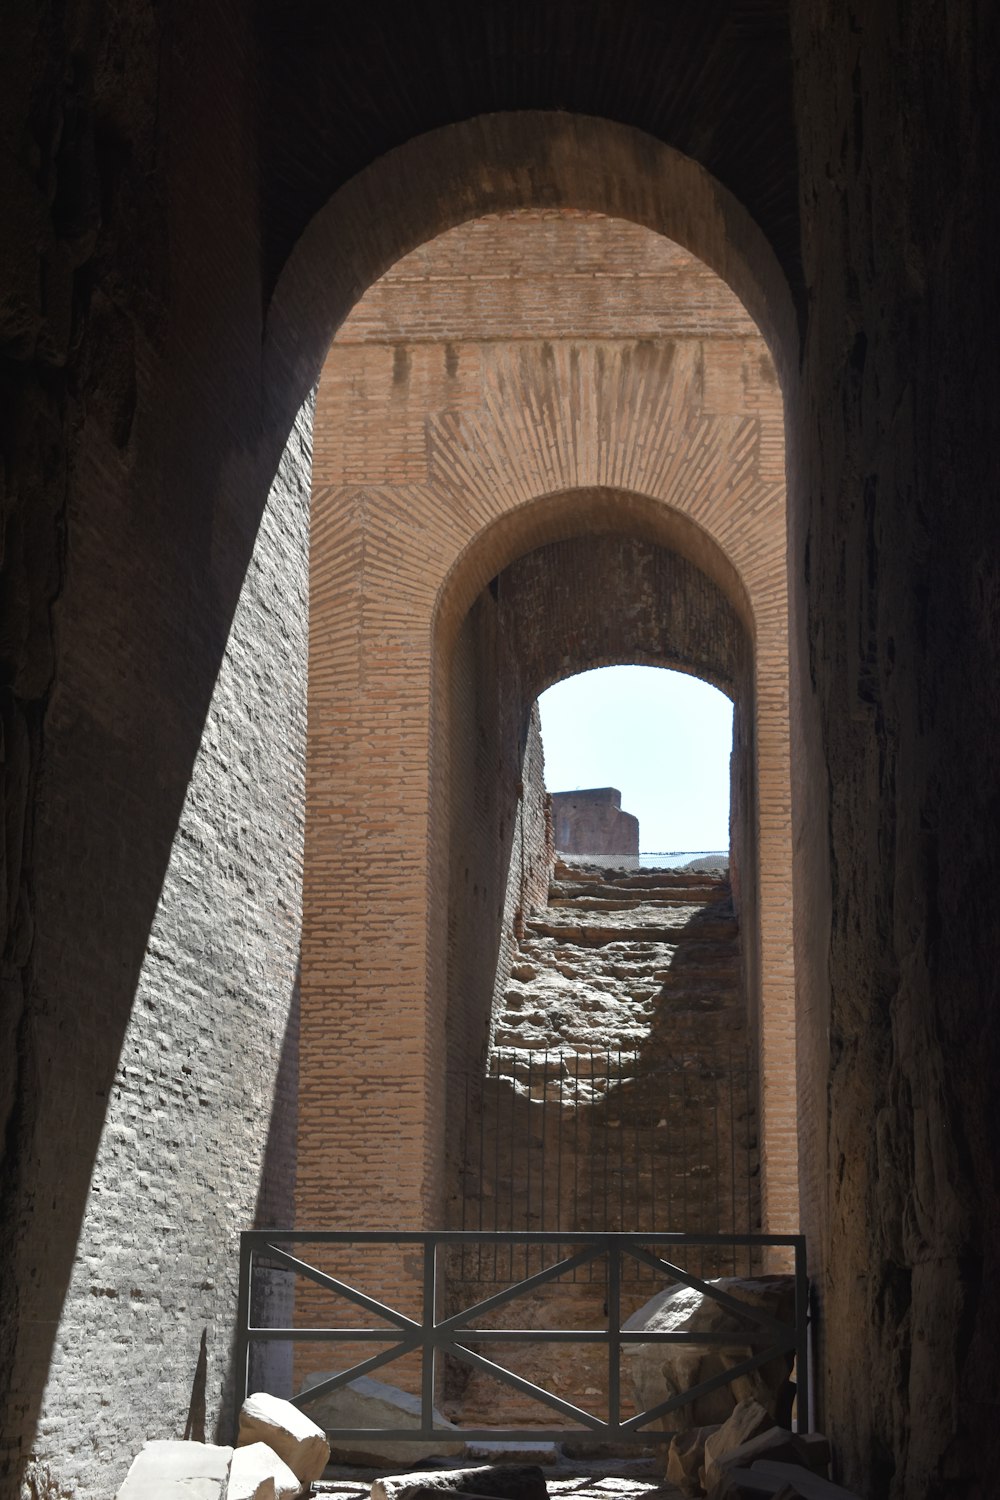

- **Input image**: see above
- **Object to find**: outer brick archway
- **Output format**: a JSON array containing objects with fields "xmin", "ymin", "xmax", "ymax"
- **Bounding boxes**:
[
  {"xmin": 265, "ymin": 112, "xmax": 799, "ymax": 428},
  {"xmin": 299, "ymin": 207, "xmax": 796, "ymax": 1336}
]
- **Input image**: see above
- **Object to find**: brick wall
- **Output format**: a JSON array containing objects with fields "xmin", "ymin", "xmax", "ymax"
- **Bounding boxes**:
[
  {"xmin": 24, "ymin": 399, "xmax": 312, "ymax": 1496},
  {"xmin": 299, "ymin": 208, "xmax": 796, "ymax": 1357}
]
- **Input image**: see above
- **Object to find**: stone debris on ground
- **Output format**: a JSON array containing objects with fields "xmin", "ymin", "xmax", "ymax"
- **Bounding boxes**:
[
  {"xmin": 701, "ymin": 1401, "xmax": 775, "ymax": 1487},
  {"xmin": 228, "ymin": 1442, "xmax": 303, "ymax": 1500},
  {"xmin": 116, "ymin": 1440, "xmax": 233, "ymax": 1500},
  {"xmin": 622, "ymin": 1277, "xmax": 796, "ymax": 1431},
  {"xmin": 238, "ymin": 1392, "xmax": 332, "ymax": 1484},
  {"xmin": 704, "ymin": 1428, "xmax": 809, "ymax": 1493},
  {"xmin": 115, "ymin": 1394, "xmax": 333, "ymax": 1500},
  {"xmin": 298, "ymin": 1374, "xmax": 464, "ymax": 1465},
  {"xmin": 666, "ymin": 1426, "xmax": 720, "ymax": 1496}
]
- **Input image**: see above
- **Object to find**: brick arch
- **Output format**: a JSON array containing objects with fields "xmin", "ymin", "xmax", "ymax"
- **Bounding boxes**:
[
  {"xmin": 301, "ymin": 198, "xmax": 796, "ymax": 1271},
  {"xmin": 438, "ymin": 518, "xmax": 754, "ymax": 1105},
  {"xmin": 265, "ymin": 111, "xmax": 799, "ymax": 433},
  {"xmin": 431, "ymin": 496, "xmax": 762, "ymax": 1219},
  {"xmin": 448, "ymin": 530, "xmax": 750, "ymax": 708},
  {"xmin": 433, "ymin": 485, "xmax": 756, "ymax": 654}
]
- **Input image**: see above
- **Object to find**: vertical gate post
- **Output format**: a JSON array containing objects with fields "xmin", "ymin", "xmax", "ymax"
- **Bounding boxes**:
[
  {"xmin": 234, "ymin": 1233, "xmax": 253, "ymax": 1439},
  {"xmin": 793, "ymin": 1235, "xmax": 810, "ymax": 1433},
  {"xmin": 422, "ymin": 1234, "xmax": 438, "ymax": 1437},
  {"xmin": 607, "ymin": 1240, "xmax": 621, "ymax": 1430}
]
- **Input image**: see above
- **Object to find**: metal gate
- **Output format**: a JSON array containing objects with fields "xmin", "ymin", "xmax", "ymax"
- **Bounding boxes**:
[{"xmin": 236, "ymin": 1229, "xmax": 810, "ymax": 1445}]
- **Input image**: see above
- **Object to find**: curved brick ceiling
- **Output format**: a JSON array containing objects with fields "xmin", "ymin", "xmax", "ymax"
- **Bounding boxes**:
[{"xmin": 257, "ymin": 0, "xmax": 800, "ymax": 311}]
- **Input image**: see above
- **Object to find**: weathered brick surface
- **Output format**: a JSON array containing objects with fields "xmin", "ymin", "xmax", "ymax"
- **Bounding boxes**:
[{"xmin": 787, "ymin": 8, "xmax": 1000, "ymax": 1493}]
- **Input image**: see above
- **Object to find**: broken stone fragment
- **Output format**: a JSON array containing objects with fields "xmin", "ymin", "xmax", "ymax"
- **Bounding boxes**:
[
  {"xmin": 371, "ymin": 1463, "xmax": 549, "ymax": 1500},
  {"xmin": 702, "ymin": 1398, "xmax": 775, "ymax": 1484},
  {"xmin": 116, "ymin": 1440, "xmax": 233, "ymax": 1500},
  {"xmin": 227, "ymin": 1442, "xmax": 301, "ymax": 1500},
  {"xmin": 298, "ymin": 1372, "xmax": 464, "ymax": 1466},
  {"xmin": 745, "ymin": 1463, "xmax": 863, "ymax": 1500},
  {"xmin": 704, "ymin": 1426, "xmax": 808, "ymax": 1493},
  {"xmin": 237, "ymin": 1392, "xmax": 330, "ymax": 1485},
  {"xmin": 666, "ymin": 1424, "xmax": 720, "ymax": 1495}
]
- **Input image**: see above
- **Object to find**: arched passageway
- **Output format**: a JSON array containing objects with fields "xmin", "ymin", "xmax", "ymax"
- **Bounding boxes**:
[
  {"xmin": 6, "ymin": 10, "xmax": 998, "ymax": 1497},
  {"xmin": 298, "ymin": 208, "xmax": 794, "ymax": 1369}
]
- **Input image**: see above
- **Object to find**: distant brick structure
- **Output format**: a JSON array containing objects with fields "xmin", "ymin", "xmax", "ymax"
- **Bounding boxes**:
[{"xmin": 551, "ymin": 787, "xmax": 640, "ymax": 861}]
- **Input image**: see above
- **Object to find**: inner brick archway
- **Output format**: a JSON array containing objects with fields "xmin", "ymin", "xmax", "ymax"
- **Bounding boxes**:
[
  {"xmin": 299, "ymin": 209, "xmax": 795, "ymax": 1334},
  {"xmin": 441, "ymin": 526, "xmax": 755, "ymax": 1190}
]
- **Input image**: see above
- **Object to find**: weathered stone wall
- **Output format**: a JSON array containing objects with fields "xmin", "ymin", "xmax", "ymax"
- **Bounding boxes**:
[
  {"xmin": 24, "ymin": 399, "xmax": 311, "ymax": 1499},
  {"xmin": 445, "ymin": 597, "xmax": 552, "ymax": 1205},
  {"xmin": 787, "ymin": 6, "xmax": 1000, "ymax": 1494},
  {"xmin": 0, "ymin": 8, "xmax": 314, "ymax": 1497}
]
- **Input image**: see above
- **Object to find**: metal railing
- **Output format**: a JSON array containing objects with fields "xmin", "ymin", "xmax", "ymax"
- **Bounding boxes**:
[
  {"xmin": 236, "ymin": 1230, "xmax": 810, "ymax": 1445},
  {"xmin": 554, "ymin": 851, "xmax": 728, "ymax": 870}
]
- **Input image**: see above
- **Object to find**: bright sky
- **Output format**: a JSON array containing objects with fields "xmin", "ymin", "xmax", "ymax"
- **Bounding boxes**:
[{"xmin": 537, "ymin": 665, "xmax": 733, "ymax": 853}]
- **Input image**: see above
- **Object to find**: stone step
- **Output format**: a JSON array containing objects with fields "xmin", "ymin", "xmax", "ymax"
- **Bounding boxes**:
[
  {"xmin": 546, "ymin": 893, "xmax": 727, "ymax": 913},
  {"xmin": 525, "ymin": 919, "xmax": 738, "ymax": 946},
  {"xmin": 553, "ymin": 861, "xmax": 728, "ymax": 889},
  {"xmin": 549, "ymin": 876, "xmax": 729, "ymax": 899}
]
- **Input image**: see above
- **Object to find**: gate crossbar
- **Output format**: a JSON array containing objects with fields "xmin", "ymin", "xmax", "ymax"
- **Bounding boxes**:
[{"xmin": 236, "ymin": 1230, "xmax": 810, "ymax": 1445}]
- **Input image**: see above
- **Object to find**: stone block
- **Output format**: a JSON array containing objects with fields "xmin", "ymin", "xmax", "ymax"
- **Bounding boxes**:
[
  {"xmin": 298, "ymin": 1373, "xmax": 464, "ymax": 1465},
  {"xmin": 116, "ymin": 1440, "xmax": 233, "ymax": 1500},
  {"xmin": 705, "ymin": 1428, "xmax": 807, "ymax": 1493},
  {"xmin": 238, "ymin": 1393, "xmax": 330, "ymax": 1484},
  {"xmin": 748, "ymin": 1464, "xmax": 863, "ymax": 1499},
  {"xmin": 227, "ymin": 1442, "xmax": 302, "ymax": 1500},
  {"xmin": 666, "ymin": 1424, "xmax": 721, "ymax": 1496},
  {"xmin": 372, "ymin": 1463, "xmax": 549, "ymax": 1500}
]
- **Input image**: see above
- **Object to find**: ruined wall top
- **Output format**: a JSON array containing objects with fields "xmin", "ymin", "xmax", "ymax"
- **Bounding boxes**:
[{"xmin": 551, "ymin": 786, "xmax": 640, "ymax": 858}]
